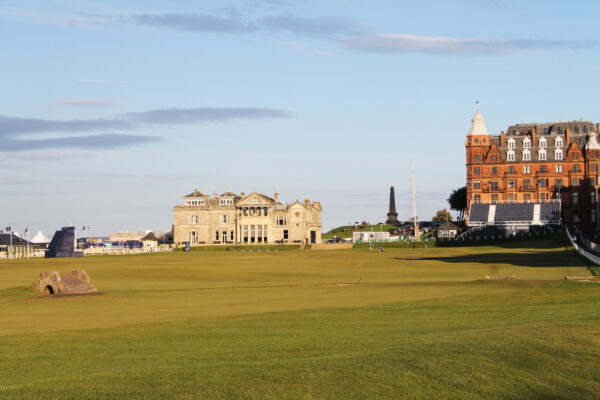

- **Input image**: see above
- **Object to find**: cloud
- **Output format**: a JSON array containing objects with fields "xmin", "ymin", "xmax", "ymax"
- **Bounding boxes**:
[
  {"xmin": 2, "ymin": 134, "xmax": 160, "ymax": 152},
  {"xmin": 262, "ymin": 15, "xmax": 364, "ymax": 38},
  {"xmin": 341, "ymin": 34, "xmax": 597, "ymax": 55},
  {"xmin": 126, "ymin": 107, "xmax": 291, "ymax": 124},
  {"xmin": 133, "ymin": 13, "xmax": 256, "ymax": 34},
  {"xmin": 0, "ymin": 107, "xmax": 291, "ymax": 152},
  {"xmin": 60, "ymin": 98, "xmax": 122, "ymax": 107}
]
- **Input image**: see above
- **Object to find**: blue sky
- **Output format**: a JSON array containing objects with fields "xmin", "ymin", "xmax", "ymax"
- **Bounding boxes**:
[{"xmin": 1, "ymin": 0, "xmax": 599, "ymax": 236}]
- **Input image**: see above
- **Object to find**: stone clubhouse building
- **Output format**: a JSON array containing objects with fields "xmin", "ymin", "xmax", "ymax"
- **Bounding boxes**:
[{"xmin": 173, "ymin": 189, "xmax": 322, "ymax": 246}]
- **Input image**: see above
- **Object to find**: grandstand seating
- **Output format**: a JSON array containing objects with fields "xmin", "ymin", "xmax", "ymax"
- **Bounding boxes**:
[
  {"xmin": 468, "ymin": 203, "xmax": 489, "ymax": 224},
  {"xmin": 494, "ymin": 203, "xmax": 534, "ymax": 223},
  {"xmin": 457, "ymin": 224, "xmax": 561, "ymax": 241},
  {"xmin": 539, "ymin": 202, "xmax": 561, "ymax": 224}
]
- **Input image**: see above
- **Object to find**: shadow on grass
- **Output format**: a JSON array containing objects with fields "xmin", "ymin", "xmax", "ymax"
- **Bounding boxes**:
[{"xmin": 394, "ymin": 250, "xmax": 587, "ymax": 268}]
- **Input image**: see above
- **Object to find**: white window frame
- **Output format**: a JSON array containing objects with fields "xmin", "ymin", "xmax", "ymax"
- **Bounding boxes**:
[
  {"xmin": 507, "ymin": 138, "xmax": 515, "ymax": 149},
  {"xmin": 539, "ymin": 149, "xmax": 547, "ymax": 160},
  {"xmin": 539, "ymin": 138, "xmax": 547, "ymax": 148},
  {"xmin": 556, "ymin": 164, "xmax": 562, "ymax": 173},
  {"xmin": 555, "ymin": 148, "xmax": 563, "ymax": 160},
  {"xmin": 524, "ymin": 165, "xmax": 530, "ymax": 174},
  {"xmin": 523, "ymin": 138, "xmax": 531, "ymax": 148},
  {"xmin": 523, "ymin": 149, "xmax": 531, "ymax": 161},
  {"xmin": 507, "ymin": 149, "xmax": 515, "ymax": 161},
  {"xmin": 555, "ymin": 138, "xmax": 563, "ymax": 147},
  {"xmin": 220, "ymin": 214, "xmax": 229, "ymax": 224}
]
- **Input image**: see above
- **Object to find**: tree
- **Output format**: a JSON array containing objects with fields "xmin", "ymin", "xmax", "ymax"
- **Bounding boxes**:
[
  {"xmin": 447, "ymin": 186, "xmax": 467, "ymax": 221},
  {"xmin": 432, "ymin": 208, "xmax": 453, "ymax": 222}
]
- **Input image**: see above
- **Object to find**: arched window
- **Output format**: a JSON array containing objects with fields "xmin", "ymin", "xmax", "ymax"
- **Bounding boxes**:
[
  {"xmin": 523, "ymin": 137, "xmax": 531, "ymax": 148},
  {"xmin": 555, "ymin": 148, "xmax": 563, "ymax": 160},
  {"xmin": 542, "ymin": 127, "xmax": 549, "ymax": 135},
  {"xmin": 507, "ymin": 150, "xmax": 515, "ymax": 161},
  {"xmin": 523, "ymin": 149, "xmax": 531, "ymax": 161},
  {"xmin": 539, "ymin": 149, "xmax": 547, "ymax": 160},
  {"xmin": 557, "ymin": 127, "xmax": 563, "ymax": 135},
  {"xmin": 583, "ymin": 125, "xmax": 589, "ymax": 134},
  {"xmin": 573, "ymin": 126, "xmax": 580, "ymax": 134},
  {"xmin": 555, "ymin": 137, "xmax": 563, "ymax": 147},
  {"xmin": 507, "ymin": 138, "xmax": 515, "ymax": 149},
  {"xmin": 539, "ymin": 137, "xmax": 547, "ymax": 148}
]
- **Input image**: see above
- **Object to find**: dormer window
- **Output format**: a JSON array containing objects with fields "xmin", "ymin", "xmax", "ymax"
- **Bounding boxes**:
[
  {"xmin": 507, "ymin": 150, "xmax": 515, "ymax": 161},
  {"xmin": 555, "ymin": 137, "xmax": 563, "ymax": 147},
  {"xmin": 523, "ymin": 138, "xmax": 531, "ymax": 148},
  {"xmin": 583, "ymin": 125, "xmax": 589, "ymax": 134},
  {"xmin": 219, "ymin": 199, "xmax": 234, "ymax": 205},
  {"xmin": 539, "ymin": 137, "xmax": 547, "ymax": 148},
  {"xmin": 573, "ymin": 126, "xmax": 580, "ymax": 134},
  {"xmin": 511, "ymin": 129, "xmax": 517, "ymax": 135},
  {"xmin": 539, "ymin": 149, "xmax": 547, "ymax": 160},
  {"xmin": 523, "ymin": 149, "xmax": 531, "ymax": 161},
  {"xmin": 542, "ymin": 128, "xmax": 549, "ymax": 135},
  {"xmin": 557, "ymin": 127, "xmax": 563, "ymax": 135},
  {"xmin": 507, "ymin": 138, "xmax": 515, "ymax": 149},
  {"xmin": 555, "ymin": 148, "xmax": 563, "ymax": 160}
]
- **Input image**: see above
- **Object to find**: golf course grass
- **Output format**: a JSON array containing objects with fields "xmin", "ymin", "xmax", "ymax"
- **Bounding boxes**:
[{"xmin": 1, "ymin": 236, "xmax": 599, "ymax": 399}]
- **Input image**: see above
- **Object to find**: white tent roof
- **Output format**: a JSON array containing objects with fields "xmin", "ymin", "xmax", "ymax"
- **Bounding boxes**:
[{"xmin": 31, "ymin": 230, "xmax": 50, "ymax": 244}]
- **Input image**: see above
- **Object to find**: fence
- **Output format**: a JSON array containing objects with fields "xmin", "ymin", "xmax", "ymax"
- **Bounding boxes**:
[
  {"xmin": 565, "ymin": 227, "xmax": 600, "ymax": 266},
  {"xmin": 84, "ymin": 247, "xmax": 173, "ymax": 256}
]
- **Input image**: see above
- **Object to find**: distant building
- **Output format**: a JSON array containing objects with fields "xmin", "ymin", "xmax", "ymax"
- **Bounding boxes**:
[
  {"xmin": 141, "ymin": 232, "xmax": 159, "ymax": 248},
  {"xmin": 436, "ymin": 222, "xmax": 459, "ymax": 238},
  {"xmin": 353, "ymin": 231, "xmax": 390, "ymax": 243},
  {"xmin": 465, "ymin": 107, "xmax": 600, "ymax": 230},
  {"xmin": 173, "ymin": 189, "xmax": 322, "ymax": 246}
]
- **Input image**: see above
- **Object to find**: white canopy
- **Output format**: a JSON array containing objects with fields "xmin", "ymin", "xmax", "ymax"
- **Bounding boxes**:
[{"xmin": 31, "ymin": 230, "xmax": 50, "ymax": 244}]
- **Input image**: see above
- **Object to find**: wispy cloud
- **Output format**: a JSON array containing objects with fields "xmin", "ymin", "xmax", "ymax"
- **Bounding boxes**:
[
  {"xmin": 0, "ymin": 107, "xmax": 291, "ymax": 152},
  {"xmin": 341, "ymin": 34, "xmax": 597, "ymax": 55},
  {"xmin": 126, "ymin": 107, "xmax": 291, "ymax": 124},
  {"xmin": 261, "ymin": 15, "xmax": 365, "ymax": 39},
  {"xmin": 133, "ymin": 13, "xmax": 256, "ymax": 34},
  {"xmin": 60, "ymin": 98, "xmax": 122, "ymax": 107}
]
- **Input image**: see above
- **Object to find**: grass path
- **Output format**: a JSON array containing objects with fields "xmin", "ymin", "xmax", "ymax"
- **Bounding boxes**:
[{"xmin": 1, "ymin": 238, "xmax": 598, "ymax": 399}]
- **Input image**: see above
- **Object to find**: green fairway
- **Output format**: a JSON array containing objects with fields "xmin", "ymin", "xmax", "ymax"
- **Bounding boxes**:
[{"xmin": 1, "ymin": 238, "xmax": 599, "ymax": 399}]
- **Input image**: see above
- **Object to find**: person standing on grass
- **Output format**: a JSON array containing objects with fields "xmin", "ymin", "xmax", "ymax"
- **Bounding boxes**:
[{"xmin": 379, "ymin": 246, "xmax": 383, "ymax": 253}]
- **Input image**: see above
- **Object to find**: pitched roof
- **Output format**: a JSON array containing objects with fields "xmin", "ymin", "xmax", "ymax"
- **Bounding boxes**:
[
  {"xmin": 184, "ymin": 188, "xmax": 208, "ymax": 198},
  {"xmin": 219, "ymin": 191, "xmax": 239, "ymax": 197},
  {"xmin": 438, "ymin": 221, "xmax": 459, "ymax": 231},
  {"xmin": 141, "ymin": 232, "xmax": 159, "ymax": 241},
  {"xmin": 0, "ymin": 234, "xmax": 32, "ymax": 246}
]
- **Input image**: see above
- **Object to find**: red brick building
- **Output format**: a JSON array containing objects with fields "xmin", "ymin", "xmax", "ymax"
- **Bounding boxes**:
[{"xmin": 465, "ymin": 109, "xmax": 600, "ymax": 230}]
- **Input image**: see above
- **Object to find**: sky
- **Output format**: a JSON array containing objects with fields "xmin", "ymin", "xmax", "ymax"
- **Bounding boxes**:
[{"xmin": 1, "ymin": 0, "xmax": 599, "ymax": 237}]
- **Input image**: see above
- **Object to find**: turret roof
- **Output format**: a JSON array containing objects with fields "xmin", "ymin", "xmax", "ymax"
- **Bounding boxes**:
[{"xmin": 468, "ymin": 111, "xmax": 489, "ymax": 136}]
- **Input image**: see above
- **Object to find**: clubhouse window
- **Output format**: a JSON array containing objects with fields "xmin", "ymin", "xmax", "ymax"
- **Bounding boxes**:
[
  {"xmin": 508, "ymin": 166, "xmax": 515, "ymax": 174},
  {"xmin": 473, "ymin": 181, "xmax": 481, "ymax": 189},
  {"xmin": 215, "ymin": 231, "xmax": 219, "ymax": 241},
  {"xmin": 556, "ymin": 165, "xmax": 562, "ymax": 173},
  {"xmin": 539, "ymin": 165, "xmax": 547, "ymax": 173},
  {"xmin": 283, "ymin": 230, "xmax": 289, "ymax": 240},
  {"xmin": 188, "ymin": 215, "xmax": 198, "ymax": 224},
  {"xmin": 524, "ymin": 165, "xmax": 530, "ymax": 174},
  {"xmin": 276, "ymin": 216, "xmax": 286, "ymax": 226},
  {"xmin": 473, "ymin": 167, "xmax": 481, "ymax": 175},
  {"xmin": 491, "ymin": 167, "xmax": 498, "ymax": 175},
  {"xmin": 523, "ymin": 179, "xmax": 531, "ymax": 189}
]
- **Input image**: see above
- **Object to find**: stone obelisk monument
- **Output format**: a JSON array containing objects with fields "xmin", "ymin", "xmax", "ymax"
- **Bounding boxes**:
[{"xmin": 386, "ymin": 186, "xmax": 399, "ymax": 225}]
